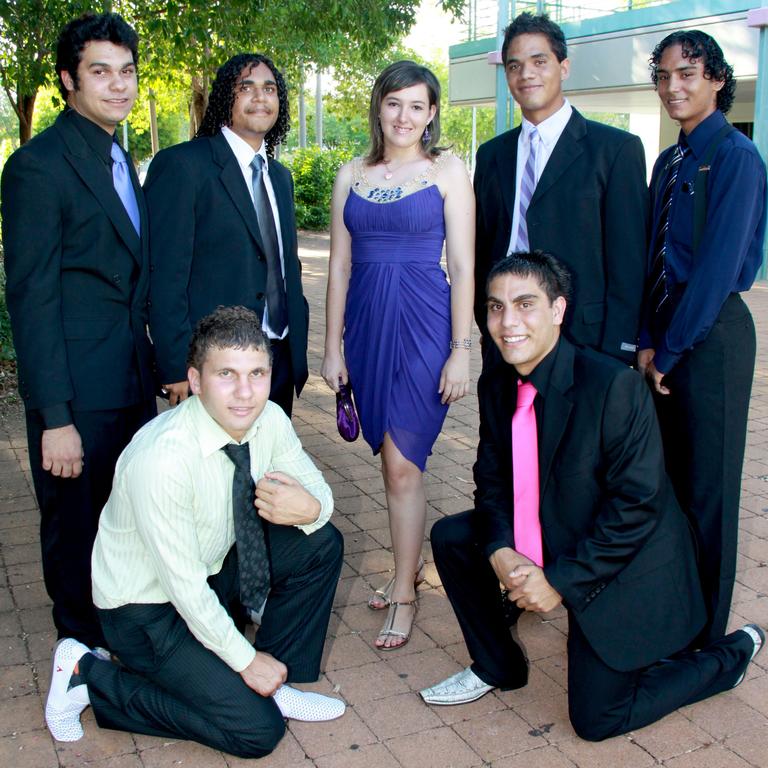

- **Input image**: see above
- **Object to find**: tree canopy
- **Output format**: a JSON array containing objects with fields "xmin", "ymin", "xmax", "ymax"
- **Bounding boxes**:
[{"xmin": 0, "ymin": 0, "xmax": 466, "ymax": 143}]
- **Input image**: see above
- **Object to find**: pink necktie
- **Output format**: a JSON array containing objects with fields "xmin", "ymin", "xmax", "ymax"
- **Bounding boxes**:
[{"xmin": 512, "ymin": 380, "xmax": 543, "ymax": 566}]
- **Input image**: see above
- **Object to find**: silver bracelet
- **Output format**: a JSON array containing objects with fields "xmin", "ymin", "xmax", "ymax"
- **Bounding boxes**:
[{"xmin": 449, "ymin": 338, "xmax": 472, "ymax": 350}]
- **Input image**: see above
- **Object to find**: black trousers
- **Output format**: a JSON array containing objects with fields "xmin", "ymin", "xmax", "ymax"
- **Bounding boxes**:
[
  {"xmin": 269, "ymin": 337, "xmax": 295, "ymax": 418},
  {"xmin": 654, "ymin": 294, "xmax": 755, "ymax": 645},
  {"xmin": 26, "ymin": 400, "xmax": 155, "ymax": 648},
  {"xmin": 83, "ymin": 521, "xmax": 343, "ymax": 758},
  {"xmin": 431, "ymin": 512, "xmax": 752, "ymax": 741}
]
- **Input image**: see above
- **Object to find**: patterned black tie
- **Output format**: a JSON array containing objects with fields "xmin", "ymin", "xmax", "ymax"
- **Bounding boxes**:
[
  {"xmin": 221, "ymin": 442, "xmax": 270, "ymax": 610},
  {"xmin": 250, "ymin": 155, "xmax": 288, "ymax": 336},
  {"xmin": 647, "ymin": 144, "xmax": 686, "ymax": 319}
]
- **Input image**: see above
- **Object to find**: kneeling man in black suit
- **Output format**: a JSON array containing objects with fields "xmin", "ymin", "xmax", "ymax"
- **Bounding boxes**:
[{"xmin": 420, "ymin": 252, "xmax": 763, "ymax": 741}]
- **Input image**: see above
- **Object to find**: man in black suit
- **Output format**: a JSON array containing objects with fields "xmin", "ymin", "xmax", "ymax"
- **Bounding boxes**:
[
  {"xmin": 420, "ymin": 252, "xmax": 763, "ymax": 741},
  {"xmin": 1, "ymin": 13, "xmax": 156, "ymax": 649},
  {"xmin": 474, "ymin": 13, "xmax": 648, "ymax": 363},
  {"xmin": 145, "ymin": 53, "xmax": 308, "ymax": 416}
]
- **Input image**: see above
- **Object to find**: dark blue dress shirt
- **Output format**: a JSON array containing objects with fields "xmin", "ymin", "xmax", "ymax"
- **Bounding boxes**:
[{"xmin": 642, "ymin": 110, "xmax": 767, "ymax": 373}]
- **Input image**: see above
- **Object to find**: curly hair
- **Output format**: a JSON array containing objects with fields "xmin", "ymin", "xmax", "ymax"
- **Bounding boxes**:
[
  {"xmin": 187, "ymin": 306, "xmax": 271, "ymax": 371},
  {"xmin": 196, "ymin": 53, "xmax": 290, "ymax": 156},
  {"xmin": 55, "ymin": 12, "xmax": 138, "ymax": 100},
  {"xmin": 502, "ymin": 12, "xmax": 567, "ymax": 65},
  {"xmin": 365, "ymin": 60, "xmax": 444, "ymax": 166},
  {"xmin": 650, "ymin": 30, "xmax": 735, "ymax": 114}
]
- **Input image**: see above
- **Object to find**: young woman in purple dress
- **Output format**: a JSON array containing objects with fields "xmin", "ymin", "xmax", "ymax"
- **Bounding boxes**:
[{"xmin": 321, "ymin": 61, "xmax": 475, "ymax": 650}]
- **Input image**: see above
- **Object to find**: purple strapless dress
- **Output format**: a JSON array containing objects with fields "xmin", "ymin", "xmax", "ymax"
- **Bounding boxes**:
[{"xmin": 343, "ymin": 185, "xmax": 451, "ymax": 471}]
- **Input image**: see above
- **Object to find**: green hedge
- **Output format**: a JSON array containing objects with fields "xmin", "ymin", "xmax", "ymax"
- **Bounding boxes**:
[
  {"xmin": 285, "ymin": 146, "xmax": 352, "ymax": 231},
  {"xmin": 0, "ymin": 255, "xmax": 15, "ymax": 362}
]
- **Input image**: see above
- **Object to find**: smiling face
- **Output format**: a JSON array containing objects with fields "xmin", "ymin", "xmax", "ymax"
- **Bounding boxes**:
[
  {"xmin": 188, "ymin": 345, "xmax": 272, "ymax": 441},
  {"xmin": 486, "ymin": 272, "xmax": 565, "ymax": 375},
  {"xmin": 229, "ymin": 61, "xmax": 280, "ymax": 151},
  {"xmin": 504, "ymin": 33, "xmax": 569, "ymax": 125},
  {"xmin": 656, "ymin": 43, "xmax": 724, "ymax": 135},
  {"xmin": 60, "ymin": 40, "xmax": 137, "ymax": 134},
  {"xmin": 378, "ymin": 83, "xmax": 436, "ymax": 152}
]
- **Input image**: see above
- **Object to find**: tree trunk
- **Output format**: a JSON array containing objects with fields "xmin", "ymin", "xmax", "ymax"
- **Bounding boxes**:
[
  {"xmin": 148, "ymin": 89, "xmax": 159, "ymax": 155},
  {"xmin": 315, "ymin": 69, "xmax": 323, "ymax": 148},
  {"xmin": 18, "ymin": 91, "xmax": 36, "ymax": 145},
  {"xmin": 189, "ymin": 74, "xmax": 208, "ymax": 138},
  {"xmin": 298, "ymin": 77, "xmax": 307, "ymax": 149}
]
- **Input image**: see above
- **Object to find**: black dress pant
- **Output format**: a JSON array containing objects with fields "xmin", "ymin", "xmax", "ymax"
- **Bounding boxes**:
[
  {"xmin": 83, "ymin": 522, "xmax": 343, "ymax": 758},
  {"xmin": 654, "ymin": 294, "xmax": 755, "ymax": 645},
  {"xmin": 431, "ymin": 512, "xmax": 752, "ymax": 742},
  {"xmin": 26, "ymin": 400, "xmax": 156, "ymax": 648},
  {"xmin": 269, "ymin": 337, "xmax": 295, "ymax": 418}
]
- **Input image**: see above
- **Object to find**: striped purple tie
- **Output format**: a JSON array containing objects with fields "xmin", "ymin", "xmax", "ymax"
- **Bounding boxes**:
[
  {"xmin": 516, "ymin": 128, "xmax": 540, "ymax": 251},
  {"xmin": 648, "ymin": 144, "xmax": 686, "ymax": 316}
]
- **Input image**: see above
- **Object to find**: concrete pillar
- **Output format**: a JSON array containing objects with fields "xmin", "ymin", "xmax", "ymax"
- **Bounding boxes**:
[
  {"xmin": 747, "ymin": 7, "xmax": 768, "ymax": 279},
  {"xmin": 494, "ymin": 0, "xmax": 511, "ymax": 135},
  {"xmin": 629, "ymin": 111, "xmax": 661, "ymax": 184}
]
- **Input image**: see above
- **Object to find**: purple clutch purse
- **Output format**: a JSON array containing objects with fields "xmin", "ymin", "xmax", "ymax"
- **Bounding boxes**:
[{"xmin": 336, "ymin": 382, "xmax": 360, "ymax": 442}]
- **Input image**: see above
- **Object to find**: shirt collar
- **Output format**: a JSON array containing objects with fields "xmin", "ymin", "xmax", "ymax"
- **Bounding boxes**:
[
  {"xmin": 680, "ymin": 109, "xmax": 726, "ymax": 159},
  {"xmin": 64, "ymin": 107, "xmax": 114, "ymax": 164},
  {"xmin": 519, "ymin": 336, "xmax": 562, "ymax": 397},
  {"xmin": 521, "ymin": 99, "xmax": 572, "ymax": 149},
  {"xmin": 221, "ymin": 125, "xmax": 269, "ymax": 175},
  {"xmin": 187, "ymin": 394, "xmax": 265, "ymax": 457}
]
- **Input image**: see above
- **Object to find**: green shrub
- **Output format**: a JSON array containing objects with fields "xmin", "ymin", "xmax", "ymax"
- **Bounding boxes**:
[
  {"xmin": 0, "ymin": 253, "xmax": 15, "ymax": 362},
  {"xmin": 285, "ymin": 146, "xmax": 352, "ymax": 231}
]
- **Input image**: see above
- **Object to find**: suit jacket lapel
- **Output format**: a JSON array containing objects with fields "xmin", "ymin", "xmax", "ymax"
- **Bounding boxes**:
[
  {"xmin": 539, "ymin": 340, "xmax": 575, "ymax": 497},
  {"xmin": 56, "ymin": 114, "xmax": 142, "ymax": 258},
  {"xmin": 531, "ymin": 110, "xmax": 586, "ymax": 206},
  {"xmin": 494, "ymin": 128, "xmax": 521, "ymax": 222},
  {"xmin": 210, "ymin": 132, "xmax": 266, "ymax": 256},
  {"xmin": 269, "ymin": 161, "xmax": 295, "ymax": 263}
]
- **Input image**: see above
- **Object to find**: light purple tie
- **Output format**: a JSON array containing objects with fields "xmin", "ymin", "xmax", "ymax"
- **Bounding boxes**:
[
  {"xmin": 111, "ymin": 141, "xmax": 140, "ymax": 235},
  {"xmin": 515, "ymin": 128, "xmax": 539, "ymax": 251},
  {"xmin": 512, "ymin": 380, "xmax": 543, "ymax": 566}
]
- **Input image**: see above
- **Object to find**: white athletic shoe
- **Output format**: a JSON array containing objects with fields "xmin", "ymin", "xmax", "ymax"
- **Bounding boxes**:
[
  {"xmin": 272, "ymin": 684, "xmax": 345, "ymax": 721},
  {"xmin": 45, "ymin": 638, "xmax": 92, "ymax": 742}
]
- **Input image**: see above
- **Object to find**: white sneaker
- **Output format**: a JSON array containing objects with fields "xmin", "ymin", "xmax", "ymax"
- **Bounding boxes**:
[
  {"xmin": 420, "ymin": 667, "xmax": 495, "ymax": 705},
  {"xmin": 45, "ymin": 639, "xmax": 92, "ymax": 742},
  {"xmin": 733, "ymin": 624, "xmax": 765, "ymax": 687},
  {"xmin": 272, "ymin": 684, "xmax": 345, "ymax": 721}
]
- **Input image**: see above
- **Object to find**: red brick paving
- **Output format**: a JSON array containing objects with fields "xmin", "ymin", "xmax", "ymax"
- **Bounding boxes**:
[{"xmin": 1, "ymin": 230, "xmax": 766, "ymax": 766}]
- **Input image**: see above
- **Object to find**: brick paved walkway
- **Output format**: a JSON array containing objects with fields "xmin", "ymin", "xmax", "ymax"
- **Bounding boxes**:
[{"xmin": 1, "ymin": 231, "xmax": 767, "ymax": 767}]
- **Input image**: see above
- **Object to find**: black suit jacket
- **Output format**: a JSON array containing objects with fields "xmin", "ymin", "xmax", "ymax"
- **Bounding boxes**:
[
  {"xmin": 144, "ymin": 133, "xmax": 308, "ymax": 392},
  {"xmin": 1, "ymin": 110, "xmax": 155, "ymax": 420},
  {"xmin": 474, "ymin": 110, "xmax": 649, "ymax": 362},
  {"xmin": 473, "ymin": 338, "xmax": 705, "ymax": 672}
]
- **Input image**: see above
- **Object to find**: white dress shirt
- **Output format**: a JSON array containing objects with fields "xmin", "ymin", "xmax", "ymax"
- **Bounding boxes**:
[
  {"xmin": 508, "ymin": 99, "xmax": 573, "ymax": 255},
  {"xmin": 221, "ymin": 125, "xmax": 287, "ymax": 340}
]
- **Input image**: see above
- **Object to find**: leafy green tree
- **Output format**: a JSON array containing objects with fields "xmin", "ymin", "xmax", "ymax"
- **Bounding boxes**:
[
  {"xmin": 1, "ymin": 0, "xmax": 465, "ymax": 145},
  {"xmin": 0, "ymin": 0, "xmax": 93, "ymax": 143}
]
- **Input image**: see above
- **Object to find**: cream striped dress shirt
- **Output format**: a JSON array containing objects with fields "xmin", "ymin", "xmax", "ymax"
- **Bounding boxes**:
[{"xmin": 92, "ymin": 396, "xmax": 334, "ymax": 672}]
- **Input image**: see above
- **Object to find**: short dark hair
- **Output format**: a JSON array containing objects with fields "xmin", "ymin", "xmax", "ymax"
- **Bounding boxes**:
[
  {"xmin": 55, "ymin": 12, "xmax": 139, "ymax": 100},
  {"xmin": 197, "ymin": 53, "xmax": 290, "ymax": 157},
  {"xmin": 187, "ymin": 306, "xmax": 272, "ymax": 371},
  {"xmin": 366, "ymin": 60, "xmax": 444, "ymax": 165},
  {"xmin": 502, "ymin": 12, "xmax": 567, "ymax": 65},
  {"xmin": 487, "ymin": 251, "xmax": 572, "ymax": 305},
  {"xmin": 650, "ymin": 30, "xmax": 735, "ymax": 114}
]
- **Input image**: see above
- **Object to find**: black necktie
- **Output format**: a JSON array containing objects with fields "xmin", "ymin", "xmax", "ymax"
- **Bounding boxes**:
[
  {"xmin": 250, "ymin": 155, "xmax": 288, "ymax": 336},
  {"xmin": 647, "ymin": 144, "xmax": 686, "ymax": 325},
  {"xmin": 221, "ymin": 442, "xmax": 270, "ymax": 610}
]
